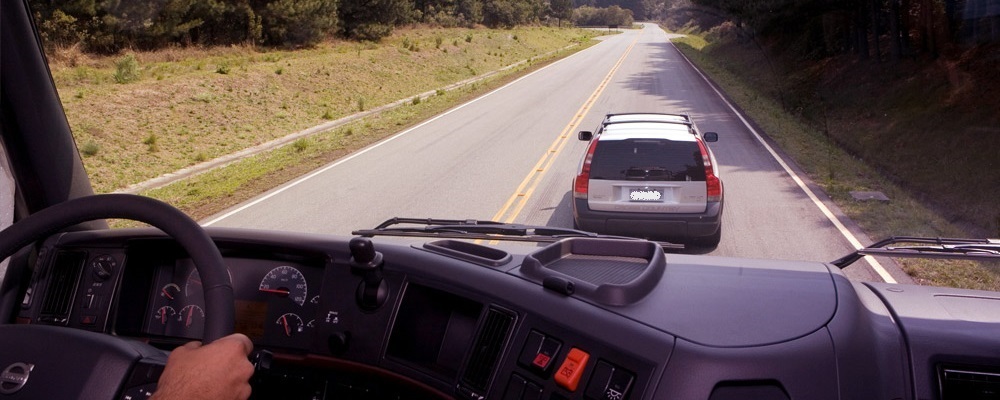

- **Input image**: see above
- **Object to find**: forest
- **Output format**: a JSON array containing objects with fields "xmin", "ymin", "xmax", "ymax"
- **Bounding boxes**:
[{"xmin": 29, "ymin": 0, "xmax": 631, "ymax": 51}]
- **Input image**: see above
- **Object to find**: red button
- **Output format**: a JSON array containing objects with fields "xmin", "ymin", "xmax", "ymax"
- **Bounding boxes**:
[
  {"xmin": 533, "ymin": 353, "xmax": 552, "ymax": 369},
  {"xmin": 554, "ymin": 348, "xmax": 589, "ymax": 391}
]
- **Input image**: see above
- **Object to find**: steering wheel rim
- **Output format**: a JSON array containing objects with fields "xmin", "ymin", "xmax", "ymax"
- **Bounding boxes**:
[
  {"xmin": 0, "ymin": 194, "xmax": 234, "ymax": 399},
  {"xmin": 0, "ymin": 193, "xmax": 234, "ymax": 342}
]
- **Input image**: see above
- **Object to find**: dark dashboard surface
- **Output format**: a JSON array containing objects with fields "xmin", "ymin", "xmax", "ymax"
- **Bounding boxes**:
[{"xmin": 13, "ymin": 227, "xmax": 1000, "ymax": 400}]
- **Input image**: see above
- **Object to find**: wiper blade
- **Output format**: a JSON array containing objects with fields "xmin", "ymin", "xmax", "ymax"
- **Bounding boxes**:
[
  {"xmin": 831, "ymin": 237, "xmax": 1000, "ymax": 268},
  {"xmin": 352, "ymin": 217, "xmax": 684, "ymax": 249}
]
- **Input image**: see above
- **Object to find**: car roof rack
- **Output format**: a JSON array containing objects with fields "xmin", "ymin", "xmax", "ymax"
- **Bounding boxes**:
[{"xmin": 602, "ymin": 112, "xmax": 694, "ymax": 127}]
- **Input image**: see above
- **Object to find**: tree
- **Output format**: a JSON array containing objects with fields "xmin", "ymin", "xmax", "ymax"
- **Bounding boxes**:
[
  {"xmin": 550, "ymin": 0, "xmax": 574, "ymax": 26},
  {"xmin": 262, "ymin": 0, "xmax": 338, "ymax": 46},
  {"xmin": 339, "ymin": 0, "xmax": 414, "ymax": 40}
]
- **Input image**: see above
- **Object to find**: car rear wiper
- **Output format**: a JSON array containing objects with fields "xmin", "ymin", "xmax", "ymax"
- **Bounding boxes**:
[
  {"xmin": 831, "ymin": 237, "xmax": 1000, "ymax": 268},
  {"xmin": 352, "ymin": 217, "xmax": 684, "ymax": 249}
]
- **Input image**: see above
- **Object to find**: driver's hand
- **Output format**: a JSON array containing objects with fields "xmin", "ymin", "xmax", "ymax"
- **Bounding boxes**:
[{"xmin": 151, "ymin": 333, "xmax": 255, "ymax": 400}]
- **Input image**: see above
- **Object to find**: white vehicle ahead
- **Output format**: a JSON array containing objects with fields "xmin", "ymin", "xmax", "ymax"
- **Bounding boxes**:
[{"xmin": 573, "ymin": 113, "xmax": 723, "ymax": 247}]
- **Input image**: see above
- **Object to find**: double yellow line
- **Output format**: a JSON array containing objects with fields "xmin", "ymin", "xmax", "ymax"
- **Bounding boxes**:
[{"xmin": 490, "ymin": 34, "xmax": 640, "ymax": 224}]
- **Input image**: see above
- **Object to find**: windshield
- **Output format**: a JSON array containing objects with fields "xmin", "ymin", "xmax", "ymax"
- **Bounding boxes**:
[{"xmin": 26, "ymin": 0, "xmax": 999, "ymax": 291}]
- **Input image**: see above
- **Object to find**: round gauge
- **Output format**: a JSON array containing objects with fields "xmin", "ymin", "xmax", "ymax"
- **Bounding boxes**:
[
  {"xmin": 152, "ymin": 306, "xmax": 176, "ymax": 325},
  {"xmin": 275, "ymin": 313, "xmax": 304, "ymax": 337},
  {"xmin": 258, "ymin": 266, "xmax": 308, "ymax": 306},
  {"xmin": 177, "ymin": 305, "xmax": 205, "ymax": 329},
  {"xmin": 160, "ymin": 283, "xmax": 181, "ymax": 301}
]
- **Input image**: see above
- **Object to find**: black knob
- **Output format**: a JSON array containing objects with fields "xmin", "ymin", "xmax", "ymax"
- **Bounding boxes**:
[
  {"xmin": 328, "ymin": 332, "xmax": 351, "ymax": 355},
  {"xmin": 349, "ymin": 237, "xmax": 376, "ymax": 264},
  {"xmin": 91, "ymin": 254, "xmax": 116, "ymax": 281}
]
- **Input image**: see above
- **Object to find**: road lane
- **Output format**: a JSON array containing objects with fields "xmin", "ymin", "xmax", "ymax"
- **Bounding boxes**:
[{"xmin": 206, "ymin": 24, "xmax": 906, "ymax": 283}]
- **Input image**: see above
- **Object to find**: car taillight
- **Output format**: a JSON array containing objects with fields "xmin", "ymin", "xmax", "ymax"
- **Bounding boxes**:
[
  {"xmin": 573, "ymin": 139, "xmax": 599, "ymax": 199},
  {"xmin": 697, "ymin": 139, "xmax": 722, "ymax": 202}
]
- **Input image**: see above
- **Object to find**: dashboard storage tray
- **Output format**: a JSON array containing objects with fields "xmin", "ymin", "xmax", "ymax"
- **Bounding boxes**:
[{"xmin": 519, "ymin": 238, "xmax": 665, "ymax": 306}]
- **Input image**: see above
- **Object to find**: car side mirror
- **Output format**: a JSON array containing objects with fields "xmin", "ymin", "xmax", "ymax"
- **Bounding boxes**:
[
  {"xmin": 578, "ymin": 131, "xmax": 593, "ymax": 141},
  {"xmin": 703, "ymin": 132, "xmax": 719, "ymax": 142}
]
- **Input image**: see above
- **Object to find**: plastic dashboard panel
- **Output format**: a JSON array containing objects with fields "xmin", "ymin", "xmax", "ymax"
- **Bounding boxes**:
[{"xmin": 12, "ymin": 227, "xmax": 1000, "ymax": 400}]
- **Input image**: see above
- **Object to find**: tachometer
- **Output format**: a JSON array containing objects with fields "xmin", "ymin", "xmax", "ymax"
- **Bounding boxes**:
[{"xmin": 258, "ymin": 265, "xmax": 308, "ymax": 306}]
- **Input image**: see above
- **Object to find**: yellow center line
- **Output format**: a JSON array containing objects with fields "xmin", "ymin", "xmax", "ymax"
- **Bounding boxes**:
[{"xmin": 489, "ymin": 33, "xmax": 641, "ymax": 228}]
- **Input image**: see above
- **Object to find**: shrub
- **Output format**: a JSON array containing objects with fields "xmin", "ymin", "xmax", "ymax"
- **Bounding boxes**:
[
  {"xmin": 216, "ymin": 62, "xmax": 231, "ymax": 74},
  {"xmin": 292, "ymin": 138, "xmax": 309, "ymax": 152},
  {"xmin": 411, "ymin": 96, "xmax": 421, "ymax": 105},
  {"xmin": 113, "ymin": 54, "xmax": 140, "ymax": 84},
  {"xmin": 143, "ymin": 133, "xmax": 158, "ymax": 152},
  {"xmin": 80, "ymin": 141, "xmax": 100, "ymax": 156}
]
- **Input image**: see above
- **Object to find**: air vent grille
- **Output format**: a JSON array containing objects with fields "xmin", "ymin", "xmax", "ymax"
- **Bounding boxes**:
[
  {"xmin": 940, "ymin": 365, "xmax": 1000, "ymax": 400},
  {"xmin": 39, "ymin": 251, "xmax": 86, "ymax": 321},
  {"xmin": 461, "ymin": 307, "xmax": 515, "ymax": 392}
]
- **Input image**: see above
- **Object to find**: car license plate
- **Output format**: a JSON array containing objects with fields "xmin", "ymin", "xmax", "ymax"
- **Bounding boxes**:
[{"xmin": 629, "ymin": 188, "xmax": 662, "ymax": 202}]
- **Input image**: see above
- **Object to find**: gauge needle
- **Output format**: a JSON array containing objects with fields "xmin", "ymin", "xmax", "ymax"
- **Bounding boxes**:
[
  {"xmin": 161, "ymin": 311, "xmax": 167, "ymax": 324},
  {"xmin": 281, "ymin": 315, "xmax": 291, "ymax": 336},
  {"xmin": 161, "ymin": 288, "xmax": 173, "ymax": 300},
  {"xmin": 260, "ymin": 288, "xmax": 290, "ymax": 295},
  {"xmin": 186, "ymin": 307, "xmax": 194, "ymax": 327}
]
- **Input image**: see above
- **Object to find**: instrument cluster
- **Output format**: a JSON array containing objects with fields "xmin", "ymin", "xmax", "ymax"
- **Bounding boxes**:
[{"xmin": 144, "ymin": 257, "xmax": 323, "ymax": 350}]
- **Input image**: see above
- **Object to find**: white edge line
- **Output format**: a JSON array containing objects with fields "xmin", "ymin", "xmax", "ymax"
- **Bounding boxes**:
[
  {"xmin": 668, "ymin": 39, "xmax": 897, "ymax": 284},
  {"xmin": 203, "ymin": 51, "xmax": 588, "ymax": 227}
]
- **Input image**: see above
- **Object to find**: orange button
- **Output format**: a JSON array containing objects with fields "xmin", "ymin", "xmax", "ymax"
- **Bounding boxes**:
[{"xmin": 554, "ymin": 348, "xmax": 590, "ymax": 391}]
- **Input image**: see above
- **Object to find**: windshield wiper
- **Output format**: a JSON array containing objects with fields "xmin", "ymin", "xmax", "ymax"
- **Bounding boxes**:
[
  {"xmin": 352, "ymin": 217, "xmax": 684, "ymax": 249},
  {"xmin": 831, "ymin": 237, "xmax": 1000, "ymax": 268}
]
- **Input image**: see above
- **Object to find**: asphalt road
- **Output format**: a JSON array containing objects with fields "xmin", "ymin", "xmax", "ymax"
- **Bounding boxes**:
[{"xmin": 205, "ymin": 23, "xmax": 911, "ymax": 284}]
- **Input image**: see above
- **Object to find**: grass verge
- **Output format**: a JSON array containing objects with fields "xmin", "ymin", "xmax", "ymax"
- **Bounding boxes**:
[
  {"xmin": 670, "ymin": 33, "xmax": 999, "ymax": 291},
  {"xmin": 77, "ymin": 31, "xmax": 596, "ymax": 225},
  {"xmin": 52, "ymin": 27, "xmax": 599, "ymax": 194}
]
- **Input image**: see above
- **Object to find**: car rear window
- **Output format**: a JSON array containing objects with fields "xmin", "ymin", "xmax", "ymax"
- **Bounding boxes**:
[{"xmin": 590, "ymin": 139, "xmax": 705, "ymax": 181}]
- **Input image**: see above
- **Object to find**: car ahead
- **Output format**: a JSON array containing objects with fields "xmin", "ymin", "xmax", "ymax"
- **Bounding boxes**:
[
  {"xmin": 572, "ymin": 113, "xmax": 723, "ymax": 247},
  {"xmin": 3, "ymin": 3, "xmax": 1000, "ymax": 400}
]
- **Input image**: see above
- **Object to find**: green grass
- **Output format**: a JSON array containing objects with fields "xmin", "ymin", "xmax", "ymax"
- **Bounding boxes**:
[
  {"xmin": 670, "ymin": 30, "xmax": 999, "ymax": 291},
  {"xmin": 51, "ymin": 26, "xmax": 599, "ymax": 195}
]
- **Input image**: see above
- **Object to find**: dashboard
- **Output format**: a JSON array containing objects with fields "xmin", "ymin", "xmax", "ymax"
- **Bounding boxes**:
[{"xmin": 10, "ymin": 227, "xmax": 1000, "ymax": 400}]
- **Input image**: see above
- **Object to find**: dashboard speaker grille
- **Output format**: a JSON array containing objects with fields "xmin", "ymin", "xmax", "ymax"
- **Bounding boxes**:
[
  {"xmin": 461, "ymin": 307, "xmax": 516, "ymax": 392},
  {"xmin": 39, "ymin": 251, "xmax": 86, "ymax": 321}
]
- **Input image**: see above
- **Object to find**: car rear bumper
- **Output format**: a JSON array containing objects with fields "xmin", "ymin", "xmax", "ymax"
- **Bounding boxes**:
[{"xmin": 572, "ymin": 198, "xmax": 723, "ymax": 240}]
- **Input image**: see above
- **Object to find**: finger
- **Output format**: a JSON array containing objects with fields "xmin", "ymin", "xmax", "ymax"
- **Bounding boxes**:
[
  {"xmin": 181, "ymin": 340, "xmax": 203, "ymax": 350},
  {"xmin": 220, "ymin": 333, "xmax": 254, "ymax": 355}
]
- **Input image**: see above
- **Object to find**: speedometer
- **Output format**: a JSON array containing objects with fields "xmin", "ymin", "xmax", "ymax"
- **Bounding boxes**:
[{"xmin": 258, "ymin": 265, "xmax": 308, "ymax": 306}]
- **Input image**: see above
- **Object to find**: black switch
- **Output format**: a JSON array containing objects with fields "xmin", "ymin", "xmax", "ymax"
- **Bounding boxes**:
[
  {"xmin": 503, "ymin": 375, "xmax": 527, "ymax": 400},
  {"xmin": 604, "ymin": 367, "xmax": 634, "ymax": 400},
  {"xmin": 523, "ymin": 381, "xmax": 543, "ymax": 400},
  {"xmin": 585, "ymin": 361, "xmax": 634, "ymax": 400},
  {"xmin": 585, "ymin": 361, "xmax": 615, "ymax": 400}
]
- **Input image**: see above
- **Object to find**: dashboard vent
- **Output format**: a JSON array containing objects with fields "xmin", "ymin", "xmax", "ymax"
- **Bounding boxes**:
[
  {"xmin": 39, "ymin": 251, "xmax": 86, "ymax": 322},
  {"xmin": 461, "ymin": 307, "xmax": 516, "ymax": 393},
  {"xmin": 939, "ymin": 365, "xmax": 1000, "ymax": 400}
]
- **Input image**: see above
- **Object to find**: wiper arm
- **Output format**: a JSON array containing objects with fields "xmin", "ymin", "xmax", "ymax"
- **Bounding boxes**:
[
  {"xmin": 831, "ymin": 237, "xmax": 1000, "ymax": 268},
  {"xmin": 353, "ymin": 217, "xmax": 684, "ymax": 249}
]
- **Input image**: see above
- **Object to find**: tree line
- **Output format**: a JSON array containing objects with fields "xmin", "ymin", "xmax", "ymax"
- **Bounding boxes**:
[
  {"xmin": 30, "ymin": 0, "xmax": 632, "ymax": 52},
  {"xmin": 651, "ymin": 0, "xmax": 999, "ymax": 61}
]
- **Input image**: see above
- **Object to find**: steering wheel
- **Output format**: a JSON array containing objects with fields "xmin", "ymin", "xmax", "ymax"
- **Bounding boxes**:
[{"xmin": 0, "ymin": 194, "xmax": 234, "ymax": 399}]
